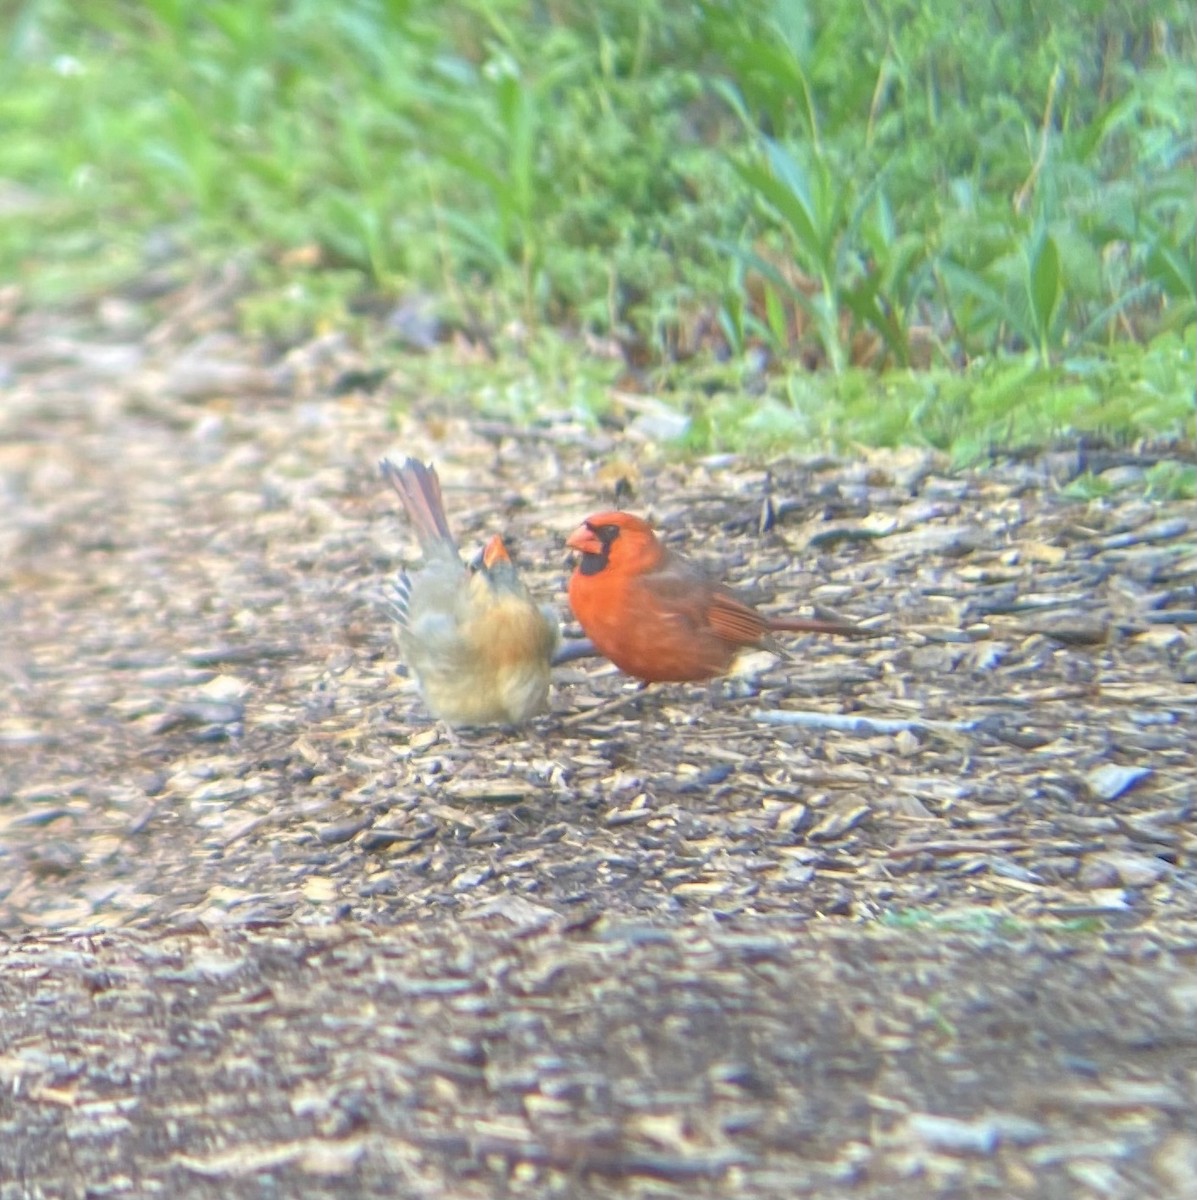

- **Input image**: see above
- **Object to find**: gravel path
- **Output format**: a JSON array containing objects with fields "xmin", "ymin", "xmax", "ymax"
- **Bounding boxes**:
[{"xmin": 1, "ymin": 293, "xmax": 1195, "ymax": 1196}]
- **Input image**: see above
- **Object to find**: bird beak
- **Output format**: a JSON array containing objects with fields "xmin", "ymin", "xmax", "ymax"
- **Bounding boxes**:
[
  {"xmin": 482, "ymin": 535, "xmax": 511, "ymax": 569},
  {"xmin": 566, "ymin": 524, "xmax": 602, "ymax": 555}
]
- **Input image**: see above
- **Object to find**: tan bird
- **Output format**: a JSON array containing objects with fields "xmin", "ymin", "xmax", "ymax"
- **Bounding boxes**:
[{"xmin": 382, "ymin": 457, "xmax": 559, "ymax": 726}]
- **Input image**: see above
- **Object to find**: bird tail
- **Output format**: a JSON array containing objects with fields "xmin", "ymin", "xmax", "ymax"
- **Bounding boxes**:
[
  {"xmin": 381, "ymin": 457, "xmax": 457, "ymax": 554},
  {"xmin": 767, "ymin": 615, "xmax": 871, "ymax": 638}
]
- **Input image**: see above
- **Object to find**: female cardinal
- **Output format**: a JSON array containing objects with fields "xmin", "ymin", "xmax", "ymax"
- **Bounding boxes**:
[
  {"xmin": 381, "ymin": 457, "xmax": 559, "ymax": 726},
  {"xmin": 566, "ymin": 511, "xmax": 861, "ymax": 683}
]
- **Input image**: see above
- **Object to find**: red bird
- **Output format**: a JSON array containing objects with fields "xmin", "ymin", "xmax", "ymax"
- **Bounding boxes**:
[
  {"xmin": 566, "ymin": 511, "xmax": 861, "ymax": 683},
  {"xmin": 382, "ymin": 457, "xmax": 559, "ymax": 726}
]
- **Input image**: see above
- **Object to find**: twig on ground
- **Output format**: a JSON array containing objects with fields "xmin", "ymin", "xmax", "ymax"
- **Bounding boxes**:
[{"xmin": 751, "ymin": 710, "xmax": 982, "ymax": 736}]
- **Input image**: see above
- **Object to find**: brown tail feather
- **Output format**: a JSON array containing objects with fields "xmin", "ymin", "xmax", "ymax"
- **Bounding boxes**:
[
  {"xmin": 766, "ymin": 616, "xmax": 871, "ymax": 638},
  {"xmin": 380, "ymin": 457, "xmax": 457, "ymax": 553}
]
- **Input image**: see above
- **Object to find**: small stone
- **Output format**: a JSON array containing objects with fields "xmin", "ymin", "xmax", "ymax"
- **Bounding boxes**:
[
  {"xmin": 302, "ymin": 877, "xmax": 338, "ymax": 903},
  {"xmin": 806, "ymin": 801, "xmax": 871, "ymax": 842},
  {"xmin": 1097, "ymin": 465, "xmax": 1146, "ymax": 490},
  {"xmin": 1022, "ymin": 614, "xmax": 1109, "ymax": 645},
  {"xmin": 317, "ymin": 817, "xmax": 372, "ymax": 846},
  {"xmin": 1153, "ymin": 1133, "xmax": 1197, "ymax": 1192},
  {"xmin": 1078, "ymin": 858, "xmax": 1121, "ymax": 889},
  {"xmin": 1085, "ymin": 850, "xmax": 1169, "ymax": 888},
  {"xmin": 907, "ymin": 1113, "xmax": 998, "ymax": 1155},
  {"xmin": 1085, "ymin": 764, "xmax": 1152, "ymax": 801}
]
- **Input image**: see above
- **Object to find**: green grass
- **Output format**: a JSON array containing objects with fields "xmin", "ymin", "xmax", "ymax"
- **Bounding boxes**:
[
  {"xmin": 373, "ymin": 323, "xmax": 1194, "ymax": 465},
  {"xmin": 879, "ymin": 906, "xmax": 1108, "ymax": 938},
  {"xmin": 2, "ymin": 0, "xmax": 1194, "ymax": 457}
]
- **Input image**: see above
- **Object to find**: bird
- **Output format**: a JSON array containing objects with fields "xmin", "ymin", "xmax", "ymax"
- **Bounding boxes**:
[
  {"xmin": 381, "ymin": 457, "xmax": 559, "ymax": 726},
  {"xmin": 565, "ymin": 510, "xmax": 863, "ymax": 684}
]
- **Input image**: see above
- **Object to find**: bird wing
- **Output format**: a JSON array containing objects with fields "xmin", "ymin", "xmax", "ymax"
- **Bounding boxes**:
[
  {"xmin": 704, "ymin": 589, "xmax": 771, "ymax": 645},
  {"xmin": 639, "ymin": 554, "xmax": 767, "ymax": 646},
  {"xmin": 648, "ymin": 547, "xmax": 851, "ymax": 644},
  {"xmin": 394, "ymin": 557, "xmax": 470, "ymax": 650}
]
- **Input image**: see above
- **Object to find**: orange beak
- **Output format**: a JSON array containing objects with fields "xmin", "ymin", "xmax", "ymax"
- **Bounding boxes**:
[
  {"xmin": 481, "ymin": 534, "xmax": 511, "ymax": 569},
  {"xmin": 566, "ymin": 523, "xmax": 602, "ymax": 555}
]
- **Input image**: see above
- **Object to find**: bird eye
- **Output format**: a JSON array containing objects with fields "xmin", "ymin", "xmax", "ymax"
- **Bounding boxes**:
[{"xmin": 590, "ymin": 523, "xmax": 620, "ymax": 546}]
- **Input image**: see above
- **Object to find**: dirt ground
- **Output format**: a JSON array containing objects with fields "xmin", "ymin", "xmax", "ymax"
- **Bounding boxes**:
[{"xmin": 1, "ymin": 284, "xmax": 1195, "ymax": 1197}]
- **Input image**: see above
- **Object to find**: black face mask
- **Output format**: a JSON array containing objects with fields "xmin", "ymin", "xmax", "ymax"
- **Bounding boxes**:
[{"xmin": 576, "ymin": 523, "xmax": 621, "ymax": 576}]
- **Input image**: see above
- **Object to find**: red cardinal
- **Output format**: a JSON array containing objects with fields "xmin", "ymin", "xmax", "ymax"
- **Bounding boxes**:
[
  {"xmin": 382, "ymin": 457, "xmax": 559, "ymax": 725},
  {"xmin": 566, "ymin": 511, "xmax": 861, "ymax": 683}
]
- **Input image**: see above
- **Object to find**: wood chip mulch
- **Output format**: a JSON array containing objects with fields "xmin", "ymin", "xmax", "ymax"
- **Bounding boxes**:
[{"xmin": 1, "ymin": 285, "xmax": 1195, "ymax": 1196}]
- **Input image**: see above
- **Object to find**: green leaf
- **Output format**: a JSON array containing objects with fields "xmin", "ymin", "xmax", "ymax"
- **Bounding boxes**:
[
  {"xmin": 713, "ymin": 240, "xmax": 821, "ymax": 321},
  {"xmin": 732, "ymin": 159, "xmax": 820, "ymax": 259},
  {"xmin": 1146, "ymin": 241, "xmax": 1197, "ymax": 302},
  {"xmin": 764, "ymin": 282, "xmax": 788, "ymax": 348},
  {"xmin": 1028, "ymin": 230, "xmax": 1062, "ymax": 351}
]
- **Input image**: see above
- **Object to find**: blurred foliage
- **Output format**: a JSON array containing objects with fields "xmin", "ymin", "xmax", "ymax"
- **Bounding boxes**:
[{"xmin": 0, "ymin": 0, "xmax": 1193, "ymax": 452}]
